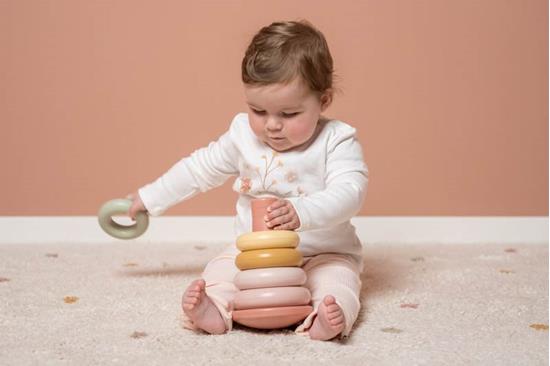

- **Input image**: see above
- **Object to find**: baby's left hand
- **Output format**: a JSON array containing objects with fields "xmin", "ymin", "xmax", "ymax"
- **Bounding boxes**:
[{"xmin": 265, "ymin": 199, "xmax": 301, "ymax": 231}]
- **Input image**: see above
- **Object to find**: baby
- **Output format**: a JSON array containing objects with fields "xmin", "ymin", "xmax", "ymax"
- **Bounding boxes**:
[{"xmin": 128, "ymin": 20, "xmax": 368, "ymax": 341}]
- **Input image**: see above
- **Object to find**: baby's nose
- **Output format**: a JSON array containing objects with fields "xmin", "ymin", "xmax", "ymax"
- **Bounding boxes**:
[{"xmin": 266, "ymin": 117, "xmax": 283, "ymax": 131}]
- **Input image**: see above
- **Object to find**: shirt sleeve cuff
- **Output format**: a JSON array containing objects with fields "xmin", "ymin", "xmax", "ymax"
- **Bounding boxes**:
[
  {"xmin": 138, "ymin": 184, "xmax": 168, "ymax": 217},
  {"xmin": 286, "ymin": 197, "xmax": 310, "ymax": 232}
]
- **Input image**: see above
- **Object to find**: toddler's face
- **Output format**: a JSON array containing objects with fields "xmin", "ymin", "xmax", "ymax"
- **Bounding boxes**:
[{"xmin": 244, "ymin": 77, "xmax": 331, "ymax": 152}]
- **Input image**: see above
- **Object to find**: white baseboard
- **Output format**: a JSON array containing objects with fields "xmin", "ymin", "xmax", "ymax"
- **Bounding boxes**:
[{"xmin": 0, "ymin": 216, "xmax": 547, "ymax": 245}]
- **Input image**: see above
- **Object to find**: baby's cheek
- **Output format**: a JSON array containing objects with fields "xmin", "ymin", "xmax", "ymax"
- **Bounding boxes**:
[
  {"xmin": 248, "ymin": 118, "xmax": 264, "ymax": 138},
  {"xmin": 286, "ymin": 121, "xmax": 314, "ymax": 143}
]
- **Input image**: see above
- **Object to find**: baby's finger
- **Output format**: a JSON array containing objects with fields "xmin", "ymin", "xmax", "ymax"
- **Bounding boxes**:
[
  {"xmin": 267, "ymin": 212, "xmax": 294, "ymax": 228},
  {"xmin": 128, "ymin": 203, "xmax": 139, "ymax": 221},
  {"xmin": 266, "ymin": 206, "xmax": 289, "ymax": 221},
  {"xmin": 267, "ymin": 199, "xmax": 285, "ymax": 213},
  {"xmin": 278, "ymin": 215, "xmax": 300, "ymax": 230},
  {"xmin": 274, "ymin": 218, "xmax": 298, "ymax": 231}
]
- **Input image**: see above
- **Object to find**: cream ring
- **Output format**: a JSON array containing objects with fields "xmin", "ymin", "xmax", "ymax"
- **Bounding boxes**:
[
  {"xmin": 235, "ymin": 248, "xmax": 303, "ymax": 270},
  {"xmin": 233, "ymin": 286, "xmax": 311, "ymax": 310},
  {"xmin": 234, "ymin": 267, "xmax": 307, "ymax": 290},
  {"xmin": 232, "ymin": 305, "xmax": 313, "ymax": 329},
  {"xmin": 236, "ymin": 230, "xmax": 299, "ymax": 252}
]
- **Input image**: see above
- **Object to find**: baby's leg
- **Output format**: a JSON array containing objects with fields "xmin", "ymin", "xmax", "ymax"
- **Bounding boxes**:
[
  {"xmin": 182, "ymin": 248, "xmax": 240, "ymax": 334},
  {"xmin": 182, "ymin": 278, "xmax": 226, "ymax": 334},
  {"xmin": 296, "ymin": 254, "xmax": 363, "ymax": 340}
]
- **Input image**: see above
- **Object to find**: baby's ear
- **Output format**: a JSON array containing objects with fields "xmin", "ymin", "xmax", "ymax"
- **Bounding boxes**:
[{"xmin": 320, "ymin": 89, "xmax": 333, "ymax": 111}]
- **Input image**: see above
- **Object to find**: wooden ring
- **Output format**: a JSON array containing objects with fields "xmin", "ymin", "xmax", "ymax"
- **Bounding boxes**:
[
  {"xmin": 232, "ymin": 305, "xmax": 313, "ymax": 329},
  {"xmin": 98, "ymin": 199, "xmax": 149, "ymax": 240},
  {"xmin": 234, "ymin": 286, "xmax": 311, "ymax": 310},
  {"xmin": 234, "ymin": 267, "xmax": 307, "ymax": 290},
  {"xmin": 235, "ymin": 248, "xmax": 303, "ymax": 270},
  {"xmin": 236, "ymin": 230, "xmax": 299, "ymax": 251}
]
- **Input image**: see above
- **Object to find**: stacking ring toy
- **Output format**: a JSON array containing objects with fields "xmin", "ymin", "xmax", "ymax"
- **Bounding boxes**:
[
  {"xmin": 98, "ymin": 199, "xmax": 149, "ymax": 240},
  {"xmin": 236, "ymin": 230, "xmax": 299, "ymax": 251},
  {"xmin": 232, "ymin": 305, "xmax": 313, "ymax": 329},
  {"xmin": 235, "ymin": 248, "xmax": 303, "ymax": 270},
  {"xmin": 234, "ymin": 286, "xmax": 311, "ymax": 310},
  {"xmin": 234, "ymin": 267, "xmax": 307, "ymax": 290}
]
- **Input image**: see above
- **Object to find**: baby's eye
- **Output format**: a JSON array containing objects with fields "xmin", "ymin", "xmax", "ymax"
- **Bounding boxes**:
[
  {"xmin": 251, "ymin": 109, "xmax": 266, "ymax": 115},
  {"xmin": 282, "ymin": 112, "xmax": 300, "ymax": 118}
]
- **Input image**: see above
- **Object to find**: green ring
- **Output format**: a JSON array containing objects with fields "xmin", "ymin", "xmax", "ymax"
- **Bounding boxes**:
[{"xmin": 98, "ymin": 199, "xmax": 149, "ymax": 240}]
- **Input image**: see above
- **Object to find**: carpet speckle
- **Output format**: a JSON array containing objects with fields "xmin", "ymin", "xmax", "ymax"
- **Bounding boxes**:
[
  {"xmin": 400, "ymin": 303, "xmax": 419, "ymax": 309},
  {"xmin": 130, "ymin": 331, "xmax": 148, "ymax": 339},
  {"xmin": 504, "ymin": 248, "xmax": 517, "ymax": 253},
  {"xmin": 499, "ymin": 269, "xmax": 515, "ymax": 274},
  {"xmin": 194, "ymin": 245, "xmax": 207, "ymax": 250},
  {"xmin": 0, "ymin": 277, "xmax": 10, "ymax": 283},
  {"xmin": 45, "ymin": 253, "xmax": 58, "ymax": 258},
  {"xmin": 410, "ymin": 257, "xmax": 425, "ymax": 262},
  {"xmin": 381, "ymin": 327, "xmax": 403, "ymax": 333},
  {"xmin": 63, "ymin": 296, "xmax": 79, "ymax": 304},
  {"xmin": 123, "ymin": 262, "xmax": 139, "ymax": 267},
  {"xmin": 530, "ymin": 324, "xmax": 549, "ymax": 331}
]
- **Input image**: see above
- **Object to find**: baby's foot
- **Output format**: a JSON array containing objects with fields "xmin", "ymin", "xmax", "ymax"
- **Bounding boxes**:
[
  {"xmin": 308, "ymin": 295, "xmax": 345, "ymax": 341},
  {"xmin": 182, "ymin": 279, "xmax": 226, "ymax": 334}
]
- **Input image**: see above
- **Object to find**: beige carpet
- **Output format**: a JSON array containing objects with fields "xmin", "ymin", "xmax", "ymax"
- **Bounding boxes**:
[{"xmin": 0, "ymin": 241, "xmax": 548, "ymax": 365}]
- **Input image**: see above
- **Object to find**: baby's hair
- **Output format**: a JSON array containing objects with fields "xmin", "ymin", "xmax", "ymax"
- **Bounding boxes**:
[{"xmin": 242, "ymin": 19, "xmax": 339, "ymax": 99}]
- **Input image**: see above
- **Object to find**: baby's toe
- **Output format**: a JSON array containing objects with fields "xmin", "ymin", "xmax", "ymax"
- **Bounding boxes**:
[
  {"xmin": 186, "ymin": 295, "xmax": 199, "ymax": 304},
  {"xmin": 327, "ymin": 309, "xmax": 342, "ymax": 320},
  {"xmin": 326, "ymin": 303, "xmax": 341, "ymax": 313},
  {"xmin": 330, "ymin": 314, "xmax": 344, "ymax": 325},
  {"xmin": 182, "ymin": 299, "xmax": 196, "ymax": 310},
  {"xmin": 186, "ymin": 289, "xmax": 200, "ymax": 297},
  {"xmin": 190, "ymin": 278, "xmax": 205, "ymax": 288}
]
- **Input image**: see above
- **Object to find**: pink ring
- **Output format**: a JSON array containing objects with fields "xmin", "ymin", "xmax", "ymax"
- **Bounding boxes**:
[
  {"xmin": 234, "ymin": 267, "xmax": 307, "ymax": 290},
  {"xmin": 232, "ymin": 305, "xmax": 313, "ymax": 329},
  {"xmin": 233, "ymin": 286, "xmax": 311, "ymax": 310}
]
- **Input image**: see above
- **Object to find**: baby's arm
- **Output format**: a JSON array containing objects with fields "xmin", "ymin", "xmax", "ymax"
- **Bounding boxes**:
[
  {"xmin": 133, "ymin": 119, "xmax": 240, "ymax": 217},
  {"xmin": 284, "ymin": 127, "xmax": 368, "ymax": 231}
]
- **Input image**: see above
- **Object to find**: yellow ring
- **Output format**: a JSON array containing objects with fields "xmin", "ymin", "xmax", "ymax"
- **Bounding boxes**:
[
  {"xmin": 235, "ymin": 248, "xmax": 303, "ymax": 270},
  {"xmin": 236, "ymin": 230, "xmax": 299, "ymax": 251}
]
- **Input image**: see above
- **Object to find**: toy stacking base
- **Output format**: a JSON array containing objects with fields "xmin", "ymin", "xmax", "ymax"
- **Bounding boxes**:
[
  {"xmin": 232, "ymin": 305, "xmax": 313, "ymax": 329},
  {"xmin": 232, "ymin": 198, "xmax": 312, "ymax": 330}
]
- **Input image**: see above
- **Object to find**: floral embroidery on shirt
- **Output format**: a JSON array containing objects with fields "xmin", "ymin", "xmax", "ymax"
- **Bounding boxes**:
[
  {"xmin": 238, "ymin": 150, "xmax": 300, "ymax": 197},
  {"xmin": 256, "ymin": 151, "xmax": 284, "ymax": 192},
  {"xmin": 285, "ymin": 170, "xmax": 298, "ymax": 183},
  {"xmin": 240, "ymin": 177, "xmax": 252, "ymax": 193}
]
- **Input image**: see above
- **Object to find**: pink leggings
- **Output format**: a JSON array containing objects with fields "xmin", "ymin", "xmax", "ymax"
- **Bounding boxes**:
[{"xmin": 183, "ymin": 246, "xmax": 363, "ymax": 338}]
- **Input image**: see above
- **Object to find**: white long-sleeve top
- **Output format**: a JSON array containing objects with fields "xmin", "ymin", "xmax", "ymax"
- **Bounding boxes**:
[{"xmin": 139, "ymin": 112, "xmax": 369, "ymax": 260}]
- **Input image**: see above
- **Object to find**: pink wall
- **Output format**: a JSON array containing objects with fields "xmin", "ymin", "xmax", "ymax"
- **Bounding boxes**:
[{"xmin": 1, "ymin": 0, "xmax": 547, "ymax": 216}]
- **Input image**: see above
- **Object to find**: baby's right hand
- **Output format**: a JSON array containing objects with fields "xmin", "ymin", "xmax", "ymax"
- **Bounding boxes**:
[{"xmin": 127, "ymin": 191, "xmax": 148, "ymax": 221}]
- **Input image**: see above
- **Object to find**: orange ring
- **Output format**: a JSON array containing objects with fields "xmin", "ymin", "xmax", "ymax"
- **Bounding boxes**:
[{"xmin": 235, "ymin": 248, "xmax": 303, "ymax": 270}]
